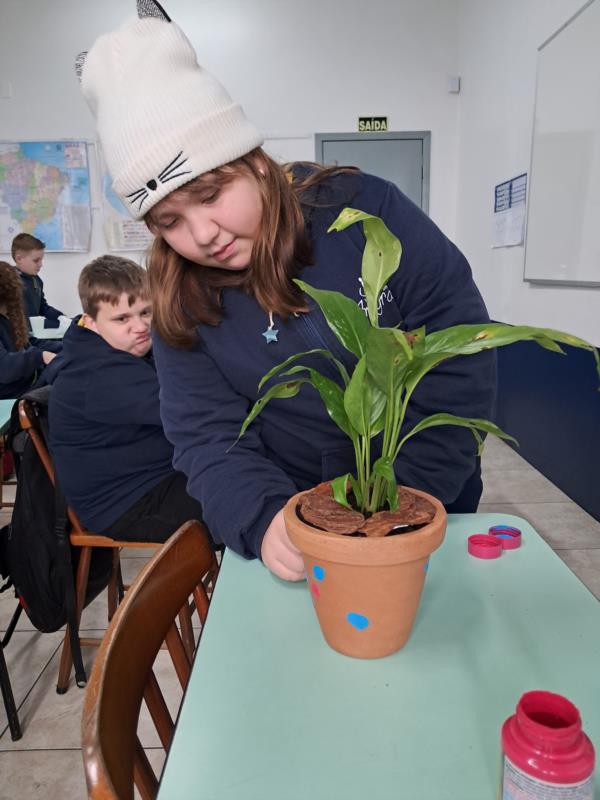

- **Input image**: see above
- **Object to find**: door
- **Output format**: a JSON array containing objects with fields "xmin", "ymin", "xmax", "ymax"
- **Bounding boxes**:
[{"xmin": 315, "ymin": 131, "xmax": 430, "ymax": 213}]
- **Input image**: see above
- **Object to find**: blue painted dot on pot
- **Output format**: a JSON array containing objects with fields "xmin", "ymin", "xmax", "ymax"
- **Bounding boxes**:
[
  {"xmin": 313, "ymin": 565, "xmax": 325, "ymax": 581},
  {"xmin": 347, "ymin": 612, "xmax": 369, "ymax": 630}
]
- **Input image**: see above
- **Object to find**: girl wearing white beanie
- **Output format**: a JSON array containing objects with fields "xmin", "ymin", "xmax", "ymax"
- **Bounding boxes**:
[{"xmin": 79, "ymin": 0, "xmax": 495, "ymax": 580}]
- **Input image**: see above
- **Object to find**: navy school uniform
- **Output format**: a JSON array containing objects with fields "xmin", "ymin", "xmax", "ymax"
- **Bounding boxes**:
[
  {"xmin": 0, "ymin": 314, "xmax": 45, "ymax": 399},
  {"xmin": 48, "ymin": 321, "xmax": 175, "ymax": 533},
  {"xmin": 152, "ymin": 169, "xmax": 497, "ymax": 560},
  {"xmin": 18, "ymin": 270, "xmax": 63, "ymax": 328}
]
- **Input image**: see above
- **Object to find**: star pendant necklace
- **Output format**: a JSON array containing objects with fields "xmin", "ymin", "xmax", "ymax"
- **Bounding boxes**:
[{"xmin": 262, "ymin": 311, "xmax": 279, "ymax": 343}]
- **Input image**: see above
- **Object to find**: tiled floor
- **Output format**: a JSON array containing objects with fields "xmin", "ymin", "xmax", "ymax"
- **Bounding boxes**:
[{"xmin": 1, "ymin": 438, "xmax": 599, "ymax": 799}]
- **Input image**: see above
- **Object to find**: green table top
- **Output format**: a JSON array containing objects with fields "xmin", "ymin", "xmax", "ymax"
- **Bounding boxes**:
[
  {"xmin": 158, "ymin": 513, "xmax": 600, "ymax": 800},
  {"xmin": 0, "ymin": 399, "xmax": 14, "ymax": 434}
]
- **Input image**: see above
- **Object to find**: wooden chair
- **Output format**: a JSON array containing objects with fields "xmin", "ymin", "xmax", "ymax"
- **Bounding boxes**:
[
  {"xmin": 81, "ymin": 520, "xmax": 218, "ymax": 800},
  {"xmin": 17, "ymin": 398, "xmax": 198, "ymax": 693}
]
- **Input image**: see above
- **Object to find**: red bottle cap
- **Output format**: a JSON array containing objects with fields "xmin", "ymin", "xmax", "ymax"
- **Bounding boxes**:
[
  {"xmin": 468, "ymin": 534, "xmax": 503, "ymax": 559},
  {"xmin": 488, "ymin": 525, "xmax": 522, "ymax": 549}
]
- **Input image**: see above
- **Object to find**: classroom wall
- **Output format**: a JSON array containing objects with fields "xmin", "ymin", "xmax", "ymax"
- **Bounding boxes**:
[
  {"xmin": 455, "ymin": 0, "xmax": 599, "ymax": 345},
  {"xmin": 0, "ymin": 0, "xmax": 462, "ymax": 316},
  {"xmin": 2, "ymin": 0, "xmax": 598, "ymax": 339}
]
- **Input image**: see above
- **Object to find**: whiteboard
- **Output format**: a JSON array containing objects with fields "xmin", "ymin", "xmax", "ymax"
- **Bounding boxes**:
[{"xmin": 524, "ymin": 0, "xmax": 600, "ymax": 285}]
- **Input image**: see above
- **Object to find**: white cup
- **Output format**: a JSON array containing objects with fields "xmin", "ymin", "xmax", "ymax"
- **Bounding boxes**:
[{"xmin": 29, "ymin": 316, "xmax": 46, "ymax": 336}]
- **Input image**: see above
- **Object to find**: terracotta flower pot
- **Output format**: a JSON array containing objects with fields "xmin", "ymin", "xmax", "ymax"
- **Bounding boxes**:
[{"xmin": 284, "ymin": 485, "xmax": 447, "ymax": 659}]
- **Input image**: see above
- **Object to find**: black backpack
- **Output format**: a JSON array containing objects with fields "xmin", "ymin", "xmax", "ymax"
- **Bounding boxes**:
[{"xmin": 0, "ymin": 386, "xmax": 113, "ymax": 686}]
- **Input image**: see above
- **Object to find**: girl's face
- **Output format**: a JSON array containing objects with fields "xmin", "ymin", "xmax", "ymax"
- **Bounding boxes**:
[{"xmin": 150, "ymin": 173, "xmax": 263, "ymax": 271}]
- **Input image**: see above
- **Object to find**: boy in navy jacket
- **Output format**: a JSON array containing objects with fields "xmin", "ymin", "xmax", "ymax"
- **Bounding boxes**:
[
  {"xmin": 48, "ymin": 255, "xmax": 208, "ymax": 543},
  {"xmin": 11, "ymin": 233, "xmax": 64, "ymax": 328}
]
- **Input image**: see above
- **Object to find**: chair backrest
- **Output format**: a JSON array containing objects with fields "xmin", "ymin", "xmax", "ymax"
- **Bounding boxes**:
[{"xmin": 81, "ymin": 520, "xmax": 218, "ymax": 800}]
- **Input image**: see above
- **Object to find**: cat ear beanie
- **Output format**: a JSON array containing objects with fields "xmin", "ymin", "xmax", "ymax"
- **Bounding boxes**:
[{"xmin": 79, "ymin": 14, "xmax": 264, "ymax": 219}]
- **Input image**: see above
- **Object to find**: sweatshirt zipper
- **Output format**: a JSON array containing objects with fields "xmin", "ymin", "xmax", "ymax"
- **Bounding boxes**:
[{"xmin": 298, "ymin": 311, "xmax": 351, "ymax": 383}]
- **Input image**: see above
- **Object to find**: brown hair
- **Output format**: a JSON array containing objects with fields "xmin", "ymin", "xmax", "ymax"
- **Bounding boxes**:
[
  {"xmin": 11, "ymin": 233, "xmax": 45, "ymax": 259},
  {"xmin": 145, "ymin": 147, "xmax": 358, "ymax": 349},
  {"xmin": 0, "ymin": 261, "xmax": 29, "ymax": 350},
  {"xmin": 78, "ymin": 255, "xmax": 150, "ymax": 320}
]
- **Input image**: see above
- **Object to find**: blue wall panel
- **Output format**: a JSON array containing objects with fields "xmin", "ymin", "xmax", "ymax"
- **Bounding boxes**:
[{"xmin": 494, "ymin": 340, "xmax": 599, "ymax": 522}]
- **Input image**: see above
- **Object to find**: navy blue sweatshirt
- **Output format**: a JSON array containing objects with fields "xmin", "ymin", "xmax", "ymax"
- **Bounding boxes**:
[
  {"xmin": 0, "ymin": 314, "xmax": 45, "ymax": 399},
  {"xmin": 152, "ymin": 171, "xmax": 496, "ymax": 560},
  {"xmin": 49, "ymin": 321, "xmax": 175, "ymax": 532},
  {"xmin": 18, "ymin": 271, "xmax": 63, "ymax": 323}
]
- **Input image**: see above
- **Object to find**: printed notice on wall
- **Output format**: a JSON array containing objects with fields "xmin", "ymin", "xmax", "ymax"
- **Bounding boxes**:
[
  {"xmin": 492, "ymin": 173, "xmax": 527, "ymax": 248},
  {"xmin": 98, "ymin": 146, "xmax": 154, "ymax": 252}
]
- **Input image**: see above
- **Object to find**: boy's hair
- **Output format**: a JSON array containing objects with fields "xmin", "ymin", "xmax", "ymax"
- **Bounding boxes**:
[
  {"xmin": 78, "ymin": 255, "xmax": 149, "ymax": 320},
  {"xmin": 11, "ymin": 233, "xmax": 45, "ymax": 259}
]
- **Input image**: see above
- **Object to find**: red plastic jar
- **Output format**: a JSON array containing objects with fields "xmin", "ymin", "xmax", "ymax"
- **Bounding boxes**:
[{"xmin": 501, "ymin": 690, "xmax": 595, "ymax": 798}]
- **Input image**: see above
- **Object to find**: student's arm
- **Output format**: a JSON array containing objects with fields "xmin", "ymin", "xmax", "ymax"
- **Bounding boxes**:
[
  {"xmin": 153, "ymin": 335, "xmax": 299, "ymax": 561},
  {"xmin": 0, "ymin": 338, "xmax": 45, "ymax": 383},
  {"xmin": 84, "ymin": 358, "xmax": 164, "ymax": 426},
  {"xmin": 29, "ymin": 336, "xmax": 62, "ymax": 353},
  {"xmin": 377, "ymin": 181, "xmax": 496, "ymax": 506},
  {"xmin": 39, "ymin": 294, "xmax": 63, "ymax": 320}
]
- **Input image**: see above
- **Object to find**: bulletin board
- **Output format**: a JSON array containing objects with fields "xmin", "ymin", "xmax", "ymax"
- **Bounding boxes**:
[{"xmin": 524, "ymin": 0, "xmax": 600, "ymax": 285}]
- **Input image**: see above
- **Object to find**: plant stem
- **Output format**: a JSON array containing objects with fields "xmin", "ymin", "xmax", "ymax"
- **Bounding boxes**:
[{"xmin": 370, "ymin": 387, "xmax": 403, "ymax": 512}]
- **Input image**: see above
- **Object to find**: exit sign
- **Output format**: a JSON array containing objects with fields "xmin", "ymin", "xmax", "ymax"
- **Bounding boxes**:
[{"xmin": 358, "ymin": 116, "xmax": 388, "ymax": 132}]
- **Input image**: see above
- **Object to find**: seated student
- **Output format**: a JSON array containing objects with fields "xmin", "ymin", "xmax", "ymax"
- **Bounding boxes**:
[
  {"xmin": 11, "ymin": 233, "xmax": 64, "ymax": 329},
  {"xmin": 48, "ymin": 255, "xmax": 210, "ymax": 544},
  {"xmin": 0, "ymin": 261, "xmax": 57, "ymax": 399}
]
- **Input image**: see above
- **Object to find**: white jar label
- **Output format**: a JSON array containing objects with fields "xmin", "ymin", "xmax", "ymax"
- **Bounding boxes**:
[{"xmin": 503, "ymin": 756, "xmax": 594, "ymax": 800}]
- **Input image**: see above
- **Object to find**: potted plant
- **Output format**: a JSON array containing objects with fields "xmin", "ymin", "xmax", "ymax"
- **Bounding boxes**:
[{"xmin": 237, "ymin": 208, "xmax": 599, "ymax": 659}]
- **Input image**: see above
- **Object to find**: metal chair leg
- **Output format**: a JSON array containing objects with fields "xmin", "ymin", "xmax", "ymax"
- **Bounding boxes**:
[{"xmin": 0, "ymin": 643, "xmax": 22, "ymax": 740}]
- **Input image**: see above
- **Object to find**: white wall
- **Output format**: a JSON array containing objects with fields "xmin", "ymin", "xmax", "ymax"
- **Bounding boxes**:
[
  {"xmin": 0, "ymin": 0, "xmax": 461, "ymax": 316},
  {"xmin": 455, "ymin": 0, "xmax": 599, "ymax": 343}
]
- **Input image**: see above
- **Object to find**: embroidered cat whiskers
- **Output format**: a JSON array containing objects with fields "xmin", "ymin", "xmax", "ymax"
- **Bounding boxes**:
[{"xmin": 126, "ymin": 151, "xmax": 192, "ymax": 211}]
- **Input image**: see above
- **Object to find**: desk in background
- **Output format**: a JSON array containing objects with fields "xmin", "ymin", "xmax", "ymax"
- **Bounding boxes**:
[
  {"xmin": 158, "ymin": 513, "xmax": 600, "ymax": 800},
  {"xmin": 29, "ymin": 314, "xmax": 70, "ymax": 340}
]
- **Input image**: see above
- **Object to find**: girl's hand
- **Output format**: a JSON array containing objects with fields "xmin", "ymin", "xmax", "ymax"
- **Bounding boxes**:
[
  {"xmin": 42, "ymin": 351, "xmax": 57, "ymax": 365},
  {"xmin": 261, "ymin": 509, "xmax": 305, "ymax": 582}
]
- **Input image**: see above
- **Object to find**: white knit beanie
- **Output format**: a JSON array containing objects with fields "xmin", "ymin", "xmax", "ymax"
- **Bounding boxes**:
[{"xmin": 78, "ymin": 1, "xmax": 264, "ymax": 219}]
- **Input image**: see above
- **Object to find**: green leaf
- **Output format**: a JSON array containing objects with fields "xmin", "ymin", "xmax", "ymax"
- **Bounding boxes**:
[
  {"xmin": 281, "ymin": 366, "xmax": 353, "ymax": 437},
  {"xmin": 257, "ymin": 348, "xmax": 349, "ymax": 390},
  {"xmin": 361, "ymin": 218, "xmax": 402, "ymax": 327},
  {"xmin": 294, "ymin": 279, "xmax": 371, "ymax": 358},
  {"xmin": 424, "ymin": 323, "xmax": 600, "ymax": 380},
  {"xmin": 366, "ymin": 327, "xmax": 410, "ymax": 395},
  {"xmin": 233, "ymin": 380, "xmax": 304, "ymax": 447},
  {"xmin": 327, "ymin": 208, "xmax": 402, "ymax": 326},
  {"xmin": 343, "ymin": 355, "xmax": 376, "ymax": 436},
  {"xmin": 372, "ymin": 456, "xmax": 399, "ymax": 511},
  {"xmin": 399, "ymin": 413, "xmax": 519, "ymax": 452},
  {"xmin": 406, "ymin": 325, "xmax": 426, "ymax": 358},
  {"xmin": 369, "ymin": 393, "xmax": 388, "ymax": 437},
  {"xmin": 388, "ymin": 328, "xmax": 414, "ymax": 361},
  {"xmin": 327, "ymin": 207, "xmax": 373, "ymax": 233},
  {"xmin": 331, "ymin": 474, "xmax": 352, "ymax": 509}
]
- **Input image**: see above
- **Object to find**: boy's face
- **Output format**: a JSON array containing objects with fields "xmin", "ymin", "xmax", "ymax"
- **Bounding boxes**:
[
  {"xmin": 84, "ymin": 293, "xmax": 152, "ymax": 357},
  {"xmin": 15, "ymin": 248, "xmax": 44, "ymax": 276}
]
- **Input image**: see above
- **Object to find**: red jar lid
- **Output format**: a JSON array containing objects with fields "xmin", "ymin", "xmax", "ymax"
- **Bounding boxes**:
[
  {"xmin": 468, "ymin": 533, "xmax": 503, "ymax": 559},
  {"xmin": 488, "ymin": 525, "xmax": 522, "ymax": 549}
]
